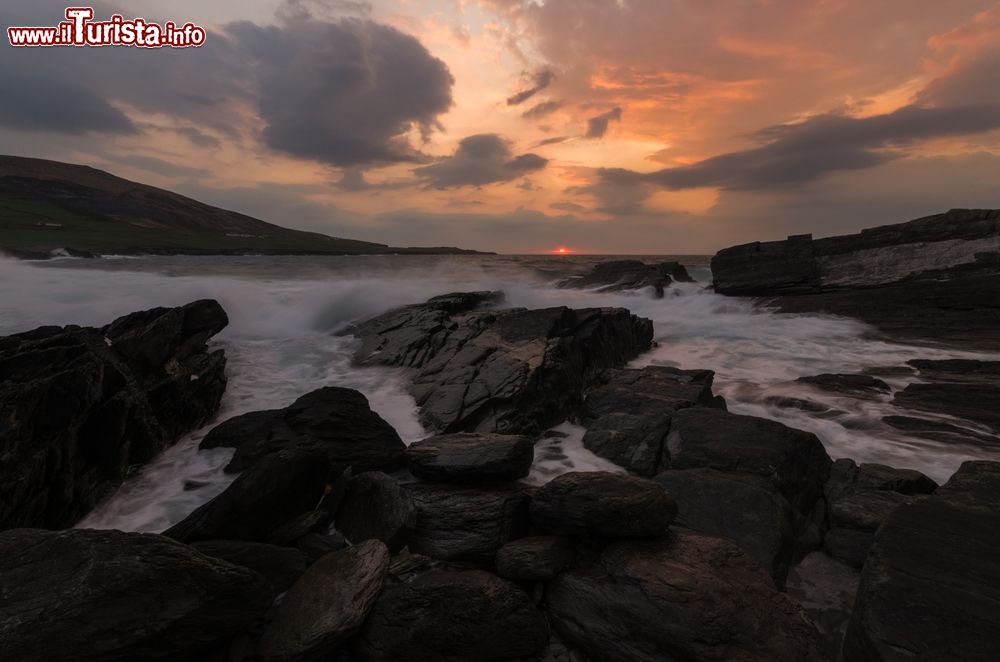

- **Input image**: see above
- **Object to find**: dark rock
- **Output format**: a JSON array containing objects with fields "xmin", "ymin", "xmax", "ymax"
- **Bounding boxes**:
[
  {"xmin": 191, "ymin": 540, "xmax": 309, "ymax": 593},
  {"xmin": 406, "ymin": 433, "xmax": 534, "ymax": 482},
  {"xmin": 0, "ymin": 528, "xmax": 273, "ymax": 662},
  {"xmin": 296, "ymin": 532, "xmax": 349, "ymax": 560},
  {"xmin": 353, "ymin": 569, "xmax": 549, "ymax": 662},
  {"xmin": 711, "ymin": 210, "xmax": 1000, "ymax": 349},
  {"xmin": 908, "ymin": 358, "xmax": 1000, "ymax": 382},
  {"xmin": 823, "ymin": 528, "xmax": 874, "ymax": 570},
  {"xmin": 556, "ymin": 260, "xmax": 693, "ymax": 297},
  {"xmin": 257, "ymin": 540, "xmax": 390, "ymax": 662},
  {"xmin": 665, "ymin": 408, "xmax": 832, "ymax": 518},
  {"xmin": 785, "ymin": 552, "xmax": 861, "ymax": 661},
  {"xmin": 530, "ymin": 472, "xmax": 677, "ymax": 539},
  {"xmin": 843, "ymin": 466, "xmax": 1000, "ymax": 661},
  {"xmin": 335, "ymin": 472, "xmax": 417, "ymax": 553},
  {"xmin": 825, "ymin": 458, "xmax": 937, "ymax": 504},
  {"xmin": 654, "ymin": 468, "xmax": 795, "ymax": 586},
  {"xmin": 893, "ymin": 381, "xmax": 1000, "ymax": 433},
  {"xmin": 0, "ymin": 300, "xmax": 228, "ymax": 530},
  {"xmin": 348, "ymin": 294, "xmax": 653, "ymax": 434},
  {"xmin": 882, "ymin": 414, "xmax": 1000, "ymax": 446},
  {"xmin": 934, "ymin": 460, "xmax": 1000, "ymax": 513},
  {"xmin": 495, "ymin": 536, "xmax": 575, "ymax": 581},
  {"xmin": 267, "ymin": 509, "xmax": 334, "ymax": 547},
  {"xmin": 796, "ymin": 373, "xmax": 891, "ymax": 397},
  {"xmin": 830, "ymin": 491, "xmax": 917, "ymax": 532},
  {"xmin": 580, "ymin": 366, "xmax": 723, "ymax": 476},
  {"xmin": 164, "ymin": 450, "xmax": 343, "ymax": 544},
  {"xmin": 546, "ymin": 532, "xmax": 822, "ymax": 662},
  {"xmin": 200, "ymin": 386, "xmax": 406, "ymax": 473},
  {"xmin": 407, "ymin": 482, "xmax": 531, "ymax": 562}
]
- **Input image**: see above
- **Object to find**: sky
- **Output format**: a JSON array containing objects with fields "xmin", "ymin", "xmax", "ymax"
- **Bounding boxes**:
[{"xmin": 2, "ymin": 0, "xmax": 999, "ymax": 253}]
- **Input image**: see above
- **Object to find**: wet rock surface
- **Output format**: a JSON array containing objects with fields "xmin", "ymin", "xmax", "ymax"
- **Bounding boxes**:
[
  {"xmin": 546, "ymin": 532, "xmax": 823, "ymax": 662},
  {"xmin": 335, "ymin": 471, "xmax": 417, "ymax": 553},
  {"xmin": 0, "ymin": 300, "xmax": 228, "ymax": 530},
  {"xmin": 406, "ymin": 433, "xmax": 534, "ymax": 482},
  {"xmin": 348, "ymin": 292, "xmax": 653, "ymax": 434},
  {"xmin": 495, "ymin": 535, "xmax": 576, "ymax": 581},
  {"xmin": 200, "ymin": 386, "xmax": 407, "ymax": 473},
  {"xmin": 0, "ymin": 528, "xmax": 273, "ymax": 662}
]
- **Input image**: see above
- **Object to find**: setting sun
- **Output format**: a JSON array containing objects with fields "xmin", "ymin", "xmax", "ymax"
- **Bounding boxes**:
[{"xmin": 552, "ymin": 247, "xmax": 573, "ymax": 255}]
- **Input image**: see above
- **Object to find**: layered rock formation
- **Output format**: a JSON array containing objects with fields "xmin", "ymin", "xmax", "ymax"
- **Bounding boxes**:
[
  {"xmin": 556, "ymin": 259, "xmax": 694, "ymax": 298},
  {"xmin": 0, "ymin": 300, "xmax": 228, "ymax": 530},
  {"xmin": 711, "ymin": 209, "xmax": 1000, "ymax": 348}
]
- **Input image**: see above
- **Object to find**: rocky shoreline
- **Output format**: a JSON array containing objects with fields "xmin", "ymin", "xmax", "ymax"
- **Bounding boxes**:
[{"xmin": 2, "ymin": 209, "xmax": 999, "ymax": 661}]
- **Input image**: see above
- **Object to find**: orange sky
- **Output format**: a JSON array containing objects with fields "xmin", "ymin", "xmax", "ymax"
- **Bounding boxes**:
[{"xmin": 2, "ymin": 0, "xmax": 1000, "ymax": 252}]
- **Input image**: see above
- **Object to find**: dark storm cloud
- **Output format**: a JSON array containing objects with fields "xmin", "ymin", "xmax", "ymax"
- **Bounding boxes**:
[
  {"xmin": 230, "ymin": 17, "xmax": 454, "ymax": 167},
  {"xmin": 415, "ymin": 134, "xmax": 548, "ymax": 188},
  {"xmin": 0, "ymin": 1, "xmax": 454, "ymax": 168},
  {"xmin": 599, "ymin": 103, "xmax": 1000, "ymax": 191},
  {"xmin": 507, "ymin": 69, "xmax": 555, "ymax": 106},
  {"xmin": 585, "ymin": 107, "xmax": 623, "ymax": 139}
]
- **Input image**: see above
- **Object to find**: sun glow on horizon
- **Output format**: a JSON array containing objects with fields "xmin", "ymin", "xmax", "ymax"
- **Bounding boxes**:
[{"xmin": 552, "ymin": 246, "xmax": 573, "ymax": 255}]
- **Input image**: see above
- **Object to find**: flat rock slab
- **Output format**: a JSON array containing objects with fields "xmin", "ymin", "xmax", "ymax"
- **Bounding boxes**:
[
  {"xmin": 530, "ymin": 471, "xmax": 677, "ymax": 539},
  {"xmin": 0, "ymin": 528, "xmax": 273, "ymax": 662},
  {"xmin": 406, "ymin": 433, "xmax": 534, "ymax": 482},
  {"xmin": 795, "ymin": 374, "xmax": 891, "ymax": 397},
  {"xmin": 546, "ymin": 532, "xmax": 823, "ymax": 662},
  {"xmin": 353, "ymin": 569, "xmax": 549, "ymax": 662},
  {"xmin": 257, "ymin": 540, "xmax": 390, "ymax": 662},
  {"xmin": 893, "ymin": 381, "xmax": 1000, "ymax": 434}
]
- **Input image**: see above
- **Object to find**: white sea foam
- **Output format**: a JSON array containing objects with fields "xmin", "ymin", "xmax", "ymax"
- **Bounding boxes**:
[{"xmin": 1, "ymin": 254, "xmax": 997, "ymax": 531}]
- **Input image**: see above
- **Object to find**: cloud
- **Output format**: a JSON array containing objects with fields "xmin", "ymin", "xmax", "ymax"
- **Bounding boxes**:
[
  {"xmin": 585, "ymin": 107, "xmax": 622, "ymax": 139},
  {"xmin": 0, "ymin": 1, "xmax": 454, "ymax": 169},
  {"xmin": 600, "ymin": 103, "xmax": 1000, "ymax": 191},
  {"xmin": 536, "ymin": 136, "xmax": 571, "ymax": 147},
  {"xmin": 522, "ymin": 100, "xmax": 564, "ymax": 118},
  {"xmin": 507, "ymin": 69, "xmax": 555, "ymax": 106},
  {"xmin": 415, "ymin": 134, "xmax": 548, "ymax": 188}
]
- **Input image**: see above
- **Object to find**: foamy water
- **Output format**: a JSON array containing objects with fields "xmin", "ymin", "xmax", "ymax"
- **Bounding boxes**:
[{"xmin": 1, "ymin": 254, "xmax": 996, "ymax": 531}]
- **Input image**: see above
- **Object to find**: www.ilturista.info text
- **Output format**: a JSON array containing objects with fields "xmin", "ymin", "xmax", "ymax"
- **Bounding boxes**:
[{"xmin": 7, "ymin": 7, "xmax": 206, "ymax": 48}]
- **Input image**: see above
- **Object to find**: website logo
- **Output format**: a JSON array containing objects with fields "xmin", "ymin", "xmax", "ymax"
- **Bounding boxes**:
[{"xmin": 7, "ymin": 7, "xmax": 207, "ymax": 48}]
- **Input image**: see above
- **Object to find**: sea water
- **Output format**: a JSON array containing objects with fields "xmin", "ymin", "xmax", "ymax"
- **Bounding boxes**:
[{"xmin": 0, "ymin": 253, "xmax": 996, "ymax": 532}]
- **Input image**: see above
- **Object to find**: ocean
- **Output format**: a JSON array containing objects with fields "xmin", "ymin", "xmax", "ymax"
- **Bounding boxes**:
[{"xmin": 1, "ymin": 253, "xmax": 997, "ymax": 532}]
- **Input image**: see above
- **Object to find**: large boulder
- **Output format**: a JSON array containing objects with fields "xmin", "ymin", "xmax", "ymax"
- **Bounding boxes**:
[
  {"xmin": 406, "ymin": 433, "xmax": 534, "ymax": 482},
  {"xmin": 164, "ymin": 450, "xmax": 345, "ymax": 544},
  {"xmin": 347, "ymin": 293, "xmax": 653, "ymax": 434},
  {"xmin": 654, "ymin": 468, "xmax": 795, "ymax": 586},
  {"xmin": 406, "ymin": 482, "xmax": 532, "ymax": 563},
  {"xmin": 664, "ymin": 408, "xmax": 831, "ymax": 518},
  {"xmin": 495, "ymin": 535, "xmax": 576, "ymax": 581},
  {"xmin": 0, "ymin": 300, "xmax": 228, "ymax": 530},
  {"xmin": 580, "ymin": 366, "xmax": 723, "ymax": 476},
  {"xmin": 530, "ymin": 472, "xmax": 677, "ymax": 539},
  {"xmin": 257, "ymin": 540, "xmax": 390, "ymax": 662},
  {"xmin": 0, "ymin": 528, "xmax": 273, "ymax": 662},
  {"xmin": 546, "ymin": 532, "xmax": 822, "ymax": 662},
  {"xmin": 353, "ymin": 569, "xmax": 549, "ymax": 662},
  {"xmin": 335, "ymin": 471, "xmax": 417, "ymax": 553},
  {"xmin": 843, "ymin": 461, "xmax": 1000, "ymax": 661},
  {"xmin": 191, "ymin": 540, "xmax": 310, "ymax": 593},
  {"xmin": 200, "ymin": 386, "xmax": 406, "ymax": 473}
]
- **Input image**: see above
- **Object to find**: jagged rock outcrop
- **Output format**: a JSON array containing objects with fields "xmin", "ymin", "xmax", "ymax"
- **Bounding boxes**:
[
  {"xmin": 0, "ymin": 300, "xmax": 228, "ymax": 530},
  {"xmin": 347, "ymin": 292, "xmax": 654, "ymax": 434},
  {"xmin": 0, "ymin": 528, "xmax": 273, "ymax": 662},
  {"xmin": 843, "ymin": 461, "xmax": 1000, "ymax": 662},
  {"xmin": 546, "ymin": 533, "xmax": 823, "ymax": 662},
  {"xmin": 556, "ymin": 259, "xmax": 694, "ymax": 298},
  {"xmin": 199, "ymin": 386, "xmax": 406, "ymax": 473},
  {"xmin": 711, "ymin": 209, "xmax": 1000, "ymax": 348}
]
